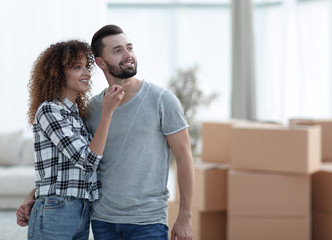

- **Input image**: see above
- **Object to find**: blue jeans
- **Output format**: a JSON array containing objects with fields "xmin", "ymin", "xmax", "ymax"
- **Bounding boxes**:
[
  {"xmin": 91, "ymin": 220, "xmax": 169, "ymax": 240},
  {"xmin": 28, "ymin": 195, "xmax": 90, "ymax": 240}
]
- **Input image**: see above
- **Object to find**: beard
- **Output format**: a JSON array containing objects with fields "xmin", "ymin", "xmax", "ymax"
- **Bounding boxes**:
[{"xmin": 105, "ymin": 60, "xmax": 137, "ymax": 79}]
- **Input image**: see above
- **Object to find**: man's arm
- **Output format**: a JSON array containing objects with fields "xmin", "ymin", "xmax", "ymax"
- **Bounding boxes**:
[
  {"xmin": 166, "ymin": 128, "xmax": 194, "ymax": 240},
  {"xmin": 16, "ymin": 188, "xmax": 36, "ymax": 227}
]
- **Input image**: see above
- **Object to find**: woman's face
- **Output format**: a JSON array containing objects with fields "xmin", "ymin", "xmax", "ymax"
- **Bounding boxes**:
[{"xmin": 63, "ymin": 56, "xmax": 91, "ymax": 102}]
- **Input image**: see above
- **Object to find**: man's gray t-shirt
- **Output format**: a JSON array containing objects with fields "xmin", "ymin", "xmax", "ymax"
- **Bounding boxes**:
[{"xmin": 86, "ymin": 80, "xmax": 188, "ymax": 225}]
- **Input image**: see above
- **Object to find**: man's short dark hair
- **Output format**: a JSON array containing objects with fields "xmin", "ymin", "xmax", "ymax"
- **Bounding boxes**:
[{"xmin": 91, "ymin": 24, "xmax": 124, "ymax": 57}]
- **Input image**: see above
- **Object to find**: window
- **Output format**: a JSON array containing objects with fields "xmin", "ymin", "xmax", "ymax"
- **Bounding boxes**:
[
  {"xmin": 254, "ymin": 0, "xmax": 332, "ymax": 122},
  {"xmin": 107, "ymin": 1, "xmax": 232, "ymax": 121}
]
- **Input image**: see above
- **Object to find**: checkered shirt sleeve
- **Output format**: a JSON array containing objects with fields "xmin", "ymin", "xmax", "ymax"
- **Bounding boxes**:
[{"xmin": 33, "ymin": 99, "xmax": 101, "ymax": 200}]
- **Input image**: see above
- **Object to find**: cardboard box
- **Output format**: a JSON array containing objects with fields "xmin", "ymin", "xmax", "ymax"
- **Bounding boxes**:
[
  {"xmin": 228, "ymin": 216, "xmax": 310, "ymax": 240},
  {"xmin": 228, "ymin": 170, "xmax": 310, "ymax": 217},
  {"xmin": 231, "ymin": 124, "xmax": 321, "ymax": 174},
  {"xmin": 193, "ymin": 162, "xmax": 228, "ymax": 211},
  {"xmin": 193, "ymin": 209, "xmax": 226, "ymax": 240},
  {"xmin": 175, "ymin": 162, "xmax": 228, "ymax": 211},
  {"xmin": 312, "ymin": 163, "xmax": 332, "ymax": 213},
  {"xmin": 290, "ymin": 119, "xmax": 332, "ymax": 162},
  {"xmin": 168, "ymin": 201, "xmax": 226, "ymax": 240},
  {"xmin": 201, "ymin": 120, "xmax": 281, "ymax": 163},
  {"xmin": 201, "ymin": 121, "xmax": 234, "ymax": 163},
  {"xmin": 312, "ymin": 211, "xmax": 332, "ymax": 240}
]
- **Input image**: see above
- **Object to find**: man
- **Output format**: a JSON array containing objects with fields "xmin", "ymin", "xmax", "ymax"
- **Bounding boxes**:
[{"xmin": 17, "ymin": 25, "xmax": 194, "ymax": 240}]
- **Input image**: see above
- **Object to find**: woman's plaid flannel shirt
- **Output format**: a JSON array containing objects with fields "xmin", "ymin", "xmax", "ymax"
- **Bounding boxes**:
[{"xmin": 33, "ymin": 98, "xmax": 101, "ymax": 200}]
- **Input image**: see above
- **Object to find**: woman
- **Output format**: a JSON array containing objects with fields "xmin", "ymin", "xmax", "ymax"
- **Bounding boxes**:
[{"xmin": 21, "ymin": 40, "xmax": 128, "ymax": 239}]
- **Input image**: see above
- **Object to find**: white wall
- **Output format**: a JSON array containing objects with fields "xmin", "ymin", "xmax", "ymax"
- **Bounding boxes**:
[
  {"xmin": 0, "ymin": 0, "xmax": 109, "ymax": 134},
  {"xmin": 107, "ymin": 3, "xmax": 231, "ymax": 122},
  {"xmin": 0, "ymin": 1, "xmax": 232, "ymax": 134}
]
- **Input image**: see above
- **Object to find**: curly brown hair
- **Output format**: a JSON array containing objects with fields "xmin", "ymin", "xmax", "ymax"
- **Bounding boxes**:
[{"xmin": 27, "ymin": 40, "xmax": 94, "ymax": 125}]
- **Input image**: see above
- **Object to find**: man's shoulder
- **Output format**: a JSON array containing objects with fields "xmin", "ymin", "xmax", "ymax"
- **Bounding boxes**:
[
  {"xmin": 145, "ymin": 80, "xmax": 163, "ymax": 91},
  {"xmin": 89, "ymin": 90, "xmax": 104, "ymax": 107},
  {"xmin": 87, "ymin": 90, "xmax": 104, "ymax": 119},
  {"xmin": 144, "ymin": 80, "xmax": 171, "ymax": 97},
  {"xmin": 91, "ymin": 90, "xmax": 104, "ymax": 102},
  {"xmin": 142, "ymin": 81, "xmax": 180, "ymax": 106}
]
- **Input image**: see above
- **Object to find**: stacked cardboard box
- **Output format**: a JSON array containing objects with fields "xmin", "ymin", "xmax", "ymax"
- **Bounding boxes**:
[
  {"xmin": 312, "ymin": 162, "xmax": 332, "ymax": 240},
  {"xmin": 201, "ymin": 120, "xmax": 249, "ymax": 163},
  {"xmin": 201, "ymin": 121, "xmax": 234, "ymax": 163},
  {"xmin": 231, "ymin": 124, "xmax": 321, "ymax": 174},
  {"xmin": 168, "ymin": 121, "xmax": 239, "ymax": 240},
  {"xmin": 228, "ymin": 170, "xmax": 311, "ymax": 240},
  {"xmin": 169, "ymin": 162, "xmax": 228, "ymax": 240},
  {"xmin": 169, "ymin": 120, "xmax": 323, "ymax": 239},
  {"xmin": 168, "ymin": 200, "xmax": 227, "ymax": 240},
  {"xmin": 289, "ymin": 119, "xmax": 332, "ymax": 162},
  {"xmin": 289, "ymin": 119, "xmax": 332, "ymax": 240},
  {"xmin": 228, "ymin": 124, "xmax": 321, "ymax": 240}
]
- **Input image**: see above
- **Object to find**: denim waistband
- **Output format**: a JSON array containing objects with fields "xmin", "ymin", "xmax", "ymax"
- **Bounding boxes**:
[{"xmin": 36, "ymin": 195, "xmax": 88, "ymax": 203}]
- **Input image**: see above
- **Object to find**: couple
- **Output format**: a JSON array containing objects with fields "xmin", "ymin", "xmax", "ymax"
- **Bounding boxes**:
[{"xmin": 16, "ymin": 25, "xmax": 194, "ymax": 240}]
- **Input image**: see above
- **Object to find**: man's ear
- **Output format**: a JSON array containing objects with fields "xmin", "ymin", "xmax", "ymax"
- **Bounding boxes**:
[{"xmin": 95, "ymin": 57, "xmax": 106, "ymax": 70}]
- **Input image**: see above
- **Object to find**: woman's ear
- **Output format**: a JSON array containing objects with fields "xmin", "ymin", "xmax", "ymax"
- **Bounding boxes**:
[{"xmin": 95, "ymin": 57, "xmax": 105, "ymax": 70}]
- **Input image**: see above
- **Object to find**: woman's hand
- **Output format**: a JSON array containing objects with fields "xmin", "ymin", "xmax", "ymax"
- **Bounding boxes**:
[
  {"xmin": 102, "ymin": 82, "xmax": 130, "ymax": 117},
  {"xmin": 89, "ymin": 82, "xmax": 131, "ymax": 156}
]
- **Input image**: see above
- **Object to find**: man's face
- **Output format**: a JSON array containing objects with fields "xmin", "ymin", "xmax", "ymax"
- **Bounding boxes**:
[{"xmin": 101, "ymin": 34, "xmax": 137, "ymax": 79}]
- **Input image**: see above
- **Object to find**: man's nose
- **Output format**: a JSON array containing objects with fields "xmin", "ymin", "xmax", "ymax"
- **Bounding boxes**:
[{"xmin": 123, "ymin": 49, "xmax": 132, "ymax": 58}]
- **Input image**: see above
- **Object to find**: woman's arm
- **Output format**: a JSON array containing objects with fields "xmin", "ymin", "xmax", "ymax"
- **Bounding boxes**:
[
  {"xmin": 89, "ymin": 83, "xmax": 129, "ymax": 155},
  {"xmin": 35, "ymin": 83, "xmax": 129, "ymax": 171}
]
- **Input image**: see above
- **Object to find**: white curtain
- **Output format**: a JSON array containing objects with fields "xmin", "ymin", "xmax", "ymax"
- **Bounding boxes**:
[
  {"xmin": 107, "ymin": 2, "xmax": 232, "ymax": 122},
  {"xmin": 0, "ymin": 0, "xmax": 107, "ymax": 133},
  {"xmin": 254, "ymin": 0, "xmax": 332, "ymax": 123},
  {"xmin": 231, "ymin": 0, "xmax": 257, "ymax": 120}
]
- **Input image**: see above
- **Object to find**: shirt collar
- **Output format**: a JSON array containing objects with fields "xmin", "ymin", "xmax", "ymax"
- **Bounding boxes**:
[{"xmin": 61, "ymin": 98, "xmax": 80, "ymax": 115}]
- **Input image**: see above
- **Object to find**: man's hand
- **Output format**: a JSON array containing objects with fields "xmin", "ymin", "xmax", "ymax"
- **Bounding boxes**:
[
  {"xmin": 171, "ymin": 214, "xmax": 193, "ymax": 240},
  {"xmin": 166, "ymin": 129, "xmax": 194, "ymax": 240},
  {"xmin": 16, "ymin": 204, "xmax": 28, "ymax": 226},
  {"xmin": 16, "ymin": 198, "xmax": 35, "ymax": 226},
  {"xmin": 16, "ymin": 189, "xmax": 36, "ymax": 227}
]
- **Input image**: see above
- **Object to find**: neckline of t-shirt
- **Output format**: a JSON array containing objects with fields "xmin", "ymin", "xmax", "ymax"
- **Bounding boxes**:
[{"xmin": 100, "ymin": 79, "xmax": 147, "ymax": 110}]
